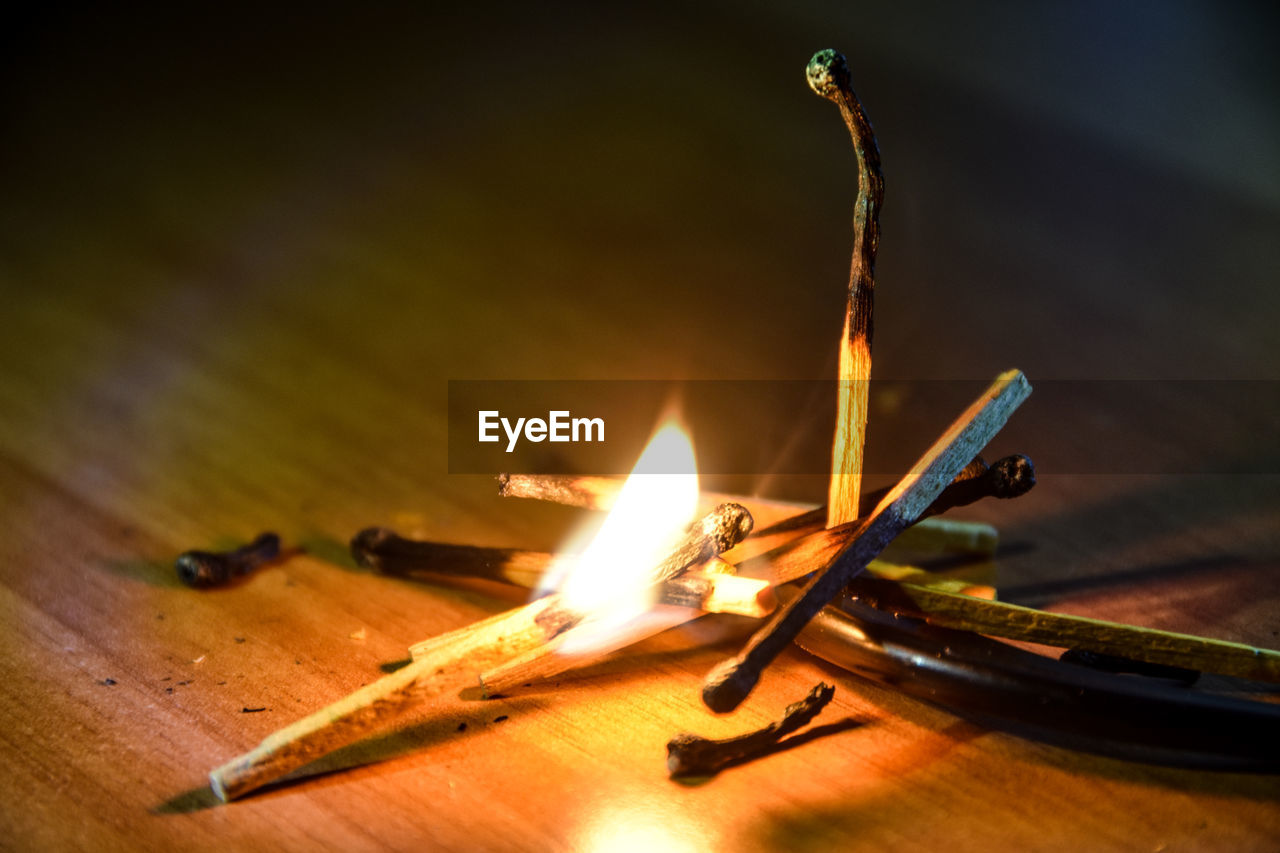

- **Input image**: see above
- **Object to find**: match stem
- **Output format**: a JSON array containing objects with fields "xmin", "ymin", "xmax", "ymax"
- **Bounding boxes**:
[
  {"xmin": 807, "ymin": 49, "xmax": 885, "ymax": 529},
  {"xmin": 209, "ymin": 595, "xmax": 568, "ymax": 801},
  {"xmin": 498, "ymin": 474, "xmax": 811, "ymax": 530},
  {"xmin": 848, "ymin": 577, "xmax": 1280, "ymax": 683},
  {"xmin": 667, "ymin": 682, "xmax": 837, "ymax": 778}
]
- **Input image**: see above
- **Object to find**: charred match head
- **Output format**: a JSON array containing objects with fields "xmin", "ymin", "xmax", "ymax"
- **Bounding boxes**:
[
  {"xmin": 698, "ymin": 503, "xmax": 754, "ymax": 553},
  {"xmin": 806, "ymin": 49, "xmax": 851, "ymax": 100},
  {"xmin": 987, "ymin": 454, "xmax": 1036, "ymax": 498}
]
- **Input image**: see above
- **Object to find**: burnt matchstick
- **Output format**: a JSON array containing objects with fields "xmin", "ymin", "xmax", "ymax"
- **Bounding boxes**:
[
  {"xmin": 928, "ymin": 454, "xmax": 1036, "ymax": 515},
  {"xmin": 701, "ymin": 370, "xmax": 1031, "ymax": 713},
  {"xmin": 351, "ymin": 528, "xmax": 549, "ymax": 589},
  {"xmin": 667, "ymin": 682, "xmax": 838, "ymax": 778},
  {"xmin": 753, "ymin": 453, "xmax": 1037, "ymax": 536},
  {"xmin": 354, "ymin": 502, "xmax": 754, "ymax": 587},
  {"xmin": 807, "ymin": 48, "xmax": 885, "ymax": 530},
  {"xmin": 209, "ymin": 503, "xmax": 754, "ymax": 801},
  {"xmin": 176, "ymin": 532, "xmax": 281, "ymax": 588},
  {"xmin": 352, "ymin": 529, "xmax": 774, "ymax": 618},
  {"xmin": 498, "ymin": 453, "xmax": 1035, "ymax": 532},
  {"xmin": 497, "ymin": 474, "xmax": 813, "ymax": 530}
]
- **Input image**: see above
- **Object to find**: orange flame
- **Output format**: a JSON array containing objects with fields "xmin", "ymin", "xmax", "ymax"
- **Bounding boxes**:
[{"xmin": 550, "ymin": 418, "xmax": 699, "ymax": 654}]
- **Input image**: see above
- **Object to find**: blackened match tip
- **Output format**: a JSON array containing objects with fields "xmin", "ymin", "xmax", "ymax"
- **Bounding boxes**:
[
  {"xmin": 701, "ymin": 658, "xmax": 756, "ymax": 713},
  {"xmin": 990, "ymin": 454, "xmax": 1036, "ymax": 498},
  {"xmin": 806, "ymin": 49, "xmax": 850, "ymax": 98},
  {"xmin": 350, "ymin": 526, "xmax": 395, "ymax": 569},
  {"xmin": 176, "ymin": 552, "xmax": 222, "ymax": 587}
]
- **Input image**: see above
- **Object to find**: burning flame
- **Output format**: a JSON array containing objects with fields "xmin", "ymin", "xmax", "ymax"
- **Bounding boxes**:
[{"xmin": 548, "ymin": 418, "xmax": 699, "ymax": 653}]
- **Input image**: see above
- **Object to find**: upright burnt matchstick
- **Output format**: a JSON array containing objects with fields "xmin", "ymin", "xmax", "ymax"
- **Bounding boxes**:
[
  {"xmin": 807, "ymin": 49, "xmax": 885, "ymax": 530},
  {"xmin": 702, "ymin": 370, "xmax": 1031, "ymax": 712}
]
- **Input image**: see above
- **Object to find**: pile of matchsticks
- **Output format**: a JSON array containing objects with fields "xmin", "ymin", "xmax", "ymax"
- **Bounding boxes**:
[
  {"xmin": 206, "ymin": 368, "xmax": 1280, "ymax": 800},
  {"xmin": 202, "ymin": 50, "xmax": 1280, "ymax": 800}
]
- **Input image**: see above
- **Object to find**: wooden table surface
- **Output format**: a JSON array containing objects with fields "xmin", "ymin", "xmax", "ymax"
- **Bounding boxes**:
[{"xmin": 3, "ymin": 4, "xmax": 1278, "ymax": 850}]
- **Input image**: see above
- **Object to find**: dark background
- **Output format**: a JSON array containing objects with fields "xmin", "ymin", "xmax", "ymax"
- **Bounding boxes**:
[
  {"xmin": 2, "ymin": 0, "xmax": 1278, "ymax": 561},
  {"xmin": 3, "ymin": 2, "xmax": 1277, "ymax": 498}
]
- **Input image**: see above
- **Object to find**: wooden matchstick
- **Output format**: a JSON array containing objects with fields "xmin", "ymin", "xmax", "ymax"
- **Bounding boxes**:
[
  {"xmin": 702, "ymin": 369, "xmax": 1032, "ymax": 712},
  {"xmin": 797, "ymin": 597, "xmax": 1280, "ymax": 767},
  {"xmin": 806, "ymin": 49, "xmax": 885, "ymax": 529},
  {"xmin": 734, "ymin": 453, "xmax": 1033, "ymax": 563},
  {"xmin": 353, "ymin": 528, "xmax": 773, "ymax": 619},
  {"xmin": 667, "ymin": 682, "xmax": 837, "ymax": 778},
  {"xmin": 176, "ymin": 532, "xmax": 282, "ymax": 588},
  {"xmin": 655, "ymin": 569, "xmax": 776, "ymax": 618},
  {"xmin": 497, "ymin": 473, "xmax": 812, "ymax": 530},
  {"xmin": 210, "ymin": 594, "xmax": 572, "ymax": 801},
  {"xmin": 498, "ymin": 453, "xmax": 1034, "ymax": 564},
  {"xmin": 351, "ymin": 527, "xmax": 548, "ymax": 589},
  {"xmin": 847, "ymin": 577, "xmax": 1280, "ymax": 683},
  {"xmin": 209, "ymin": 503, "xmax": 753, "ymax": 800}
]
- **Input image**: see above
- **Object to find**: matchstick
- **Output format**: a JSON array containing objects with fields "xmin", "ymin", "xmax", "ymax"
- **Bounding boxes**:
[
  {"xmin": 735, "ymin": 453, "xmax": 1033, "ymax": 562},
  {"xmin": 847, "ymin": 576, "xmax": 1280, "ymax": 683},
  {"xmin": 797, "ymin": 597, "xmax": 1280, "ymax": 767},
  {"xmin": 667, "ymin": 682, "xmax": 837, "ymax": 778},
  {"xmin": 210, "ymin": 503, "xmax": 753, "ymax": 800},
  {"xmin": 658, "ymin": 566, "xmax": 776, "ymax": 618},
  {"xmin": 353, "ymin": 529, "xmax": 774, "ymax": 618},
  {"xmin": 498, "ymin": 473, "xmax": 812, "ymax": 530},
  {"xmin": 210, "ymin": 593, "xmax": 571, "ymax": 801},
  {"xmin": 352, "ymin": 527, "xmax": 549, "ymax": 589},
  {"xmin": 702, "ymin": 369, "xmax": 1032, "ymax": 712},
  {"xmin": 806, "ymin": 49, "xmax": 885, "ymax": 529},
  {"xmin": 498, "ymin": 453, "xmax": 1034, "ymax": 562}
]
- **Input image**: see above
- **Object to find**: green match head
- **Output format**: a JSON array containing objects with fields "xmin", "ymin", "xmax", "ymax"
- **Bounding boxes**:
[{"xmin": 806, "ymin": 49, "xmax": 850, "ymax": 98}]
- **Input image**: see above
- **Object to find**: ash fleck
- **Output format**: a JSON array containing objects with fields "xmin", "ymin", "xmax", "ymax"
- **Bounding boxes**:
[
  {"xmin": 99, "ymin": 678, "xmax": 117, "ymax": 686},
  {"xmin": 242, "ymin": 706, "xmax": 267, "ymax": 713},
  {"xmin": 493, "ymin": 715, "xmax": 509, "ymax": 724}
]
